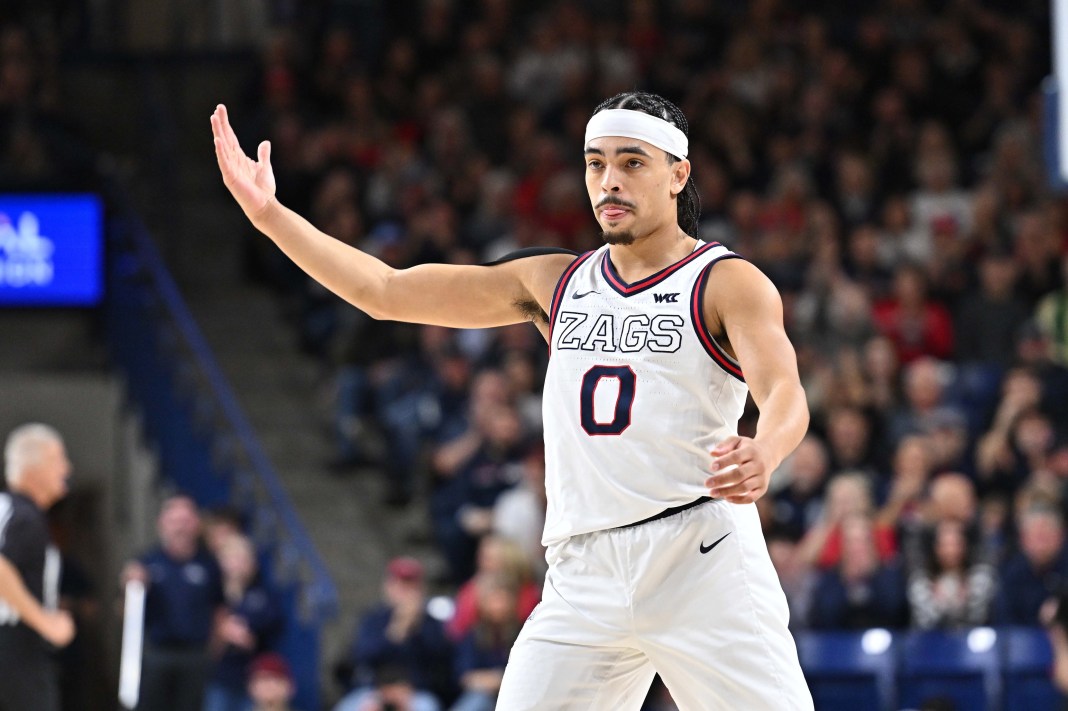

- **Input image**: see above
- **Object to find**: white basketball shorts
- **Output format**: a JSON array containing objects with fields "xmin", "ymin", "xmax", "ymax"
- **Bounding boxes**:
[{"xmin": 495, "ymin": 499, "xmax": 814, "ymax": 710}]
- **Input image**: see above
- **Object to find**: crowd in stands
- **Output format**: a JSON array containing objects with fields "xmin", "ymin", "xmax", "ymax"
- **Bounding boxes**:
[
  {"xmin": 120, "ymin": 494, "xmax": 294, "ymax": 711},
  {"xmin": 0, "ymin": 6, "xmax": 98, "ymax": 193},
  {"xmin": 7, "ymin": 0, "xmax": 1068, "ymax": 708},
  {"xmin": 229, "ymin": 0, "xmax": 1068, "ymax": 707}
]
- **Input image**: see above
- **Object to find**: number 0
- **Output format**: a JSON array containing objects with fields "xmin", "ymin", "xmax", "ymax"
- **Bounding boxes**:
[{"xmin": 580, "ymin": 365, "xmax": 636, "ymax": 435}]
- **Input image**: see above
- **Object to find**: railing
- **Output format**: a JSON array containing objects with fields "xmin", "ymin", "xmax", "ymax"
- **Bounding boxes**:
[{"xmin": 105, "ymin": 195, "xmax": 337, "ymax": 711}]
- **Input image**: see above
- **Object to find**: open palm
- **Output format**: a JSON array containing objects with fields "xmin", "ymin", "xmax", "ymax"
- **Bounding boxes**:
[{"xmin": 210, "ymin": 104, "xmax": 276, "ymax": 219}]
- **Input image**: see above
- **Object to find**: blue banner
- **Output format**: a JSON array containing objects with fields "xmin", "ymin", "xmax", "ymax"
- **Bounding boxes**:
[{"xmin": 0, "ymin": 194, "xmax": 103, "ymax": 306}]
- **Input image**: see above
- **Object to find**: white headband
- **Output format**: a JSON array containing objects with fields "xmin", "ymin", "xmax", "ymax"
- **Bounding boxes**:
[{"xmin": 585, "ymin": 108, "xmax": 689, "ymax": 159}]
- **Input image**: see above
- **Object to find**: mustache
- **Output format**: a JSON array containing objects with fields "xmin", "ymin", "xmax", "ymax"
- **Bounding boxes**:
[{"xmin": 596, "ymin": 196, "xmax": 637, "ymax": 210}]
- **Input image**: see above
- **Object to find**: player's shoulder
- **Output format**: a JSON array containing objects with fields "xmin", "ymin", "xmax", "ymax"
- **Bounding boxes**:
[
  {"xmin": 702, "ymin": 255, "xmax": 783, "ymax": 311},
  {"xmin": 482, "ymin": 246, "xmax": 583, "ymax": 267},
  {"xmin": 484, "ymin": 246, "xmax": 592, "ymax": 292},
  {"xmin": 705, "ymin": 252, "xmax": 770, "ymax": 285},
  {"xmin": 485, "ymin": 246, "xmax": 587, "ymax": 276}
]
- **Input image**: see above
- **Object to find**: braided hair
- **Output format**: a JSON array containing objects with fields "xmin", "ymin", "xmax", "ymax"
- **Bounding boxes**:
[{"xmin": 592, "ymin": 92, "xmax": 701, "ymax": 239}]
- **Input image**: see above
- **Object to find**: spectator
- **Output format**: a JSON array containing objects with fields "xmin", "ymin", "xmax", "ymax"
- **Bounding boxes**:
[
  {"xmin": 898, "ymin": 471, "xmax": 990, "ymax": 571},
  {"xmin": 954, "ymin": 248, "xmax": 1028, "ymax": 368},
  {"xmin": 925, "ymin": 473, "xmax": 980, "ymax": 529},
  {"xmin": 490, "ymin": 444, "xmax": 547, "ymax": 579},
  {"xmin": 824, "ymin": 405, "xmax": 880, "ymax": 475},
  {"xmin": 872, "ymin": 264, "xmax": 954, "ymax": 365},
  {"xmin": 205, "ymin": 533, "xmax": 283, "ymax": 711},
  {"xmin": 769, "ymin": 435, "xmax": 830, "ymax": 541},
  {"xmin": 329, "ymin": 311, "xmax": 419, "ymax": 473},
  {"xmin": 767, "ymin": 532, "xmax": 818, "ymax": 631},
  {"xmin": 793, "ymin": 273, "xmax": 877, "ymax": 361},
  {"xmin": 843, "ymin": 226, "xmax": 894, "ymax": 301},
  {"xmin": 1015, "ymin": 211, "xmax": 1063, "ymax": 309},
  {"xmin": 352, "ymin": 664, "xmax": 428, "ymax": 711},
  {"xmin": 1034, "ymin": 252, "xmax": 1068, "ymax": 368},
  {"xmin": 1041, "ymin": 588, "xmax": 1068, "ymax": 706},
  {"xmin": 877, "ymin": 435, "xmax": 934, "ymax": 537},
  {"xmin": 998, "ymin": 409, "xmax": 1055, "ymax": 495},
  {"xmin": 450, "ymin": 573, "xmax": 520, "ymax": 711},
  {"xmin": 373, "ymin": 328, "xmax": 474, "ymax": 507},
  {"xmin": 201, "ymin": 505, "xmax": 246, "ymax": 558},
  {"xmin": 446, "ymin": 536, "xmax": 539, "ymax": 642},
  {"xmin": 247, "ymin": 652, "xmax": 297, "ymax": 711},
  {"xmin": 860, "ymin": 335, "xmax": 902, "ymax": 415},
  {"xmin": 430, "ymin": 386, "xmax": 528, "ymax": 583},
  {"xmin": 975, "ymin": 367, "xmax": 1046, "ymax": 496},
  {"xmin": 907, "ymin": 520, "xmax": 996, "ymax": 629},
  {"xmin": 333, "ymin": 557, "xmax": 451, "ymax": 711},
  {"xmin": 808, "ymin": 513, "xmax": 909, "ymax": 629},
  {"xmin": 121, "ymin": 495, "xmax": 223, "ymax": 711},
  {"xmin": 499, "ymin": 349, "xmax": 544, "ymax": 436},
  {"xmin": 909, "ymin": 144, "xmax": 973, "ymax": 259},
  {"xmin": 797, "ymin": 472, "xmax": 897, "ymax": 570},
  {"xmin": 925, "ymin": 409, "xmax": 973, "ymax": 477},
  {"xmin": 995, "ymin": 506, "xmax": 1068, "ymax": 625},
  {"xmin": 832, "ymin": 151, "xmax": 880, "ymax": 229},
  {"xmin": 885, "ymin": 358, "xmax": 965, "ymax": 448},
  {"xmin": 877, "ymin": 195, "xmax": 928, "ymax": 271},
  {"xmin": 0, "ymin": 25, "xmax": 97, "ymax": 191}
]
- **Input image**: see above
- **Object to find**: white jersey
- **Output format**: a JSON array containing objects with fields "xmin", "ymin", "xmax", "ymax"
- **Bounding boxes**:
[{"xmin": 541, "ymin": 240, "xmax": 749, "ymax": 545}]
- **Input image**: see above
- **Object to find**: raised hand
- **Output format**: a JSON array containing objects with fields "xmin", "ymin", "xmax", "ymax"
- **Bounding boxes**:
[
  {"xmin": 219, "ymin": 613, "xmax": 256, "ymax": 649},
  {"xmin": 210, "ymin": 104, "xmax": 276, "ymax": 220}
]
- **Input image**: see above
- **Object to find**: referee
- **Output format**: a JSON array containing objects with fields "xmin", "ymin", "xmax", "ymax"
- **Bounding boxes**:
[{"xmin": 0, "ymin": 423, "xmax": 76, "ymax": 711}]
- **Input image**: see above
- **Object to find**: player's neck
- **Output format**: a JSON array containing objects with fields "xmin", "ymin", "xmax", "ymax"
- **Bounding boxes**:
[{"xmin": 607, "ymin": 227, "xmax": 697, "ymax": 283}]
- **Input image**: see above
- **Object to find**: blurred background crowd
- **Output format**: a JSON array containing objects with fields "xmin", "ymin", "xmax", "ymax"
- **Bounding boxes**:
[{"xmin": 4, "ymin": 0, "xmax": 1068, "ymax": 709}]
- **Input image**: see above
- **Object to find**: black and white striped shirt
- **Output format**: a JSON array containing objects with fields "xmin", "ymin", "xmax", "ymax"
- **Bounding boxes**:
[{"xmin": 0, "ymin": 492, "xmax": 60, "ymax": 628}]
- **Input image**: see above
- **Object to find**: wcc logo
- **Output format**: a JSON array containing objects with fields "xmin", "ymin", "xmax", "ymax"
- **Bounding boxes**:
[
  {"xmin": 0, "ymin": 212, "xmax": 55, "ymax": 287},
  {"xmin": 653, "ymin": 292, "xmax": 679, "ymax": 303}
]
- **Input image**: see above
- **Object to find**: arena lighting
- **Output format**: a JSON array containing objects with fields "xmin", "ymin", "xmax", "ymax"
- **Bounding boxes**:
[
  {"xmin": 1055, "ymin": 0, "xmax": 1068, "ymax": 181},
  {"xmin": 967, "ymin": 627, "xmax": 997, "ymax": 653},
  {"xmin": 426, "ymin": 595, "xmax": 456, "ymax": 622},
  {"xmin": 861, "ymin": 628, "xmax": 892, "ymax": 655}
]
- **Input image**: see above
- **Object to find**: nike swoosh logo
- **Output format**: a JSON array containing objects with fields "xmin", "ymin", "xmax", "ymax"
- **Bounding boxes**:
[
  {"xmin": 699, "ymin": 531, "xmax": 731, "ymax": 554},
  {"xmin": 572, "ymin": 290, "xmax": 599, "ymax": 299}
]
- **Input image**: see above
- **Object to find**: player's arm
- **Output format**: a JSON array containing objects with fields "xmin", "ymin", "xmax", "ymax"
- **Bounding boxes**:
[
  {"xmin": 211, "ymin": 105, "xmax": 569, "ymax": 328},
  {"xmin": 701, "ymin": 259, "xmax": 809, "ymax": 504},
  {"xmin": 0, "ymin": 553, "xmax": 74, "ymax": 646}
]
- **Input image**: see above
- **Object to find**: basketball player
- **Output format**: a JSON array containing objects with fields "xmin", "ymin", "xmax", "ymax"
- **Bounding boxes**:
[
  {"xmin": 0, "ymin": 424, "xmax": 75, "ymax": 711},
  {"xmin": 212, "ymin": 91, "xmax": 814, "ymax": 709}
]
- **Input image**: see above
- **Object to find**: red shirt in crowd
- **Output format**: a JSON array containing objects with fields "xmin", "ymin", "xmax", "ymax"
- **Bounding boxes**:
[
  {"xmin": 872, "ymin": 299, "xmax": 954, "ymax": 364},
  {"xmin": 446, "ymin": 579, "xmax": 541, "ymax": 641}
]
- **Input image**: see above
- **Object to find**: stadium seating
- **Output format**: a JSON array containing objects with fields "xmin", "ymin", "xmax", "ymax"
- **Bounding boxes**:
[
  {"xmin": 797, "ymin": 629, "xmax": 896, "ymax": 711},
  {"xmin": 897, "ymin": 628, "xmax": 1001, "ymax": 711},
  {"xmin": 1001, "ymin": 625, "xmax": 1060, "ymax": 710}
]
